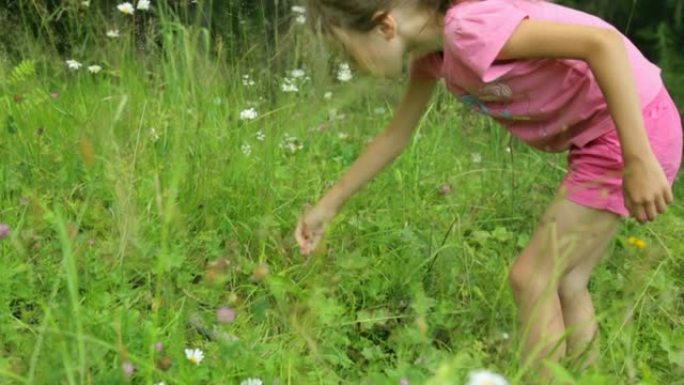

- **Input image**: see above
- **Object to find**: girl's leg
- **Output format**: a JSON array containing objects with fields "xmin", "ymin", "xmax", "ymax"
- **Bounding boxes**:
[
  {"xmin": 558, "ymin": 221, "xmax": 619, "ymax": 367},
  {"xmin": 509, "ymin": 195, "xmax": 621, "ymax": 378}
]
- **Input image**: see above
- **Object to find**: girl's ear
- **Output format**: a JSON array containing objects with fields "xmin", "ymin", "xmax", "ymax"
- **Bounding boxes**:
[{"xmin": 372, "ymin": 11, "xmax": 397, "ymax": 40}]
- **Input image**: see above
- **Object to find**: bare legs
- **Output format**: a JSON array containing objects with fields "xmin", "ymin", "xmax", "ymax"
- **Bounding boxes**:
[{"xmin": 508, "ymin": 197, "xmax": 621, "ymax": 381}]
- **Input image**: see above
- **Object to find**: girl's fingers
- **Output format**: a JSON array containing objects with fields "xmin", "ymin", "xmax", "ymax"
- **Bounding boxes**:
[
  {"xmin": 631, "ymin": 204, "xmax": 648, "ymax": 224},
  {"xmin": 295, "ymin": 220, "xmax": 313, "ymax": 253},
  {"xmin": 644, "ymin": 201, "xmax": 658, "ymax": 222},
  {"xmin": 664, "ymin": 188, "xmax": 674, "ymax": 205},
  {"xmin": 655, "ymin": 195, "xmax": 668, "ymax": 214},
  {"xmin": 294, "ymin": 221, "xmax": 305, "ymax": 245}
]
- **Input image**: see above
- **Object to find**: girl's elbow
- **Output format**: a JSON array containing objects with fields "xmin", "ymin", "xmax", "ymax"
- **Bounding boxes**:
[
  {"xmin": 595, "ymin": 29, "xmax": 625, "ymax": 53},
  {"xmin": 586, "ymin": 29, "xmax": 626, "ymax": 64}
]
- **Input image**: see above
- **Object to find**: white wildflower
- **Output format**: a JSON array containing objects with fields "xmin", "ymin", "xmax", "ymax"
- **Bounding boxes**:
[
  {"xmin": 184, "ymin": 348, "xmax": 204, "ymax": 365},
  {"xmin": 240, "ymin": 379, "xmax": 263, "ymax": 385},
  {"xmin": 280, "ymin": 134, "xmax": 304, "ymax": 154},
  {"xmin": 137, "ymin": 0, "xmax": 150, "ymax": 10},
  {"xmin": 323, "ymin": 91, "xmax": 333, "ymax": 100},
  {"xmin": 337, "ymin": 62, "xmax": 353, "ymax": 82},
  {"xmin": 117, "ymin": 2, "xmax": 135, "ymax": 15},
  {"xmin": 154, "ymin": 382, "xmax": 166, "ymax": 385},
  {"xmin": 242, "ymin": 74, "xmax": 255, "ymax": 87},
  {"xmin": 295, "ymin": 14, "xmax": 306, "ymax": 25},
  {"xmin": 501, "ymin": 332, "xmax": 510, "ymax": 340},
  {"xmin": 240, "ymin": 108, "xmax": 258, "ymax": 121},
  {"xmin": 256, "ymin": 131, "xmax": 266, "ymax": 141},
  {"xmin": 281, "ymin": 78, "xmax": 299, "ymax": 93},
  {"xmin": 81, "ymin": 1, "xmax": 91, "ymax": 7},
  {"xmin": 150, "ymin": 128, "xmax": 160, "ymax": 142},
  {"xmin": 466, "ymin": 370, "xmax": 508, "ymax": 385},
  {"xmin": 337, "ymin": 132, "xmax": 349, "ymax": 140},
  {"xmin": 106, "ymin": 29, "xmax": 120, "ymax": 38},
  {"xmin": 290, "ymin": 69, "xmax": 306, "ymax": 78},
  {"xmin": 505, "ymin": 146, "xmax": 512, "ymax": 153},
  {"xmin": 291, "ymin": 5, "xmax": 306, "ymax": 14},
  {"xmin": 87, "ymin": 65, "xmax": 102, "ymax": 74},
  {"xmin": 241, "ymin": 143, "xmax": 252, "ymax": 156},
  {"xmin": 66, "ymin": 59, "xmax": 82, "ymax": 70},
  {"xmin": 471, "ymin": 153, "xmax": 482, "ymax": 163}
]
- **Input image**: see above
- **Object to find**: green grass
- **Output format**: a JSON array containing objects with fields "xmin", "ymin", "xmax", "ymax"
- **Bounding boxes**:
[{"xmin": 1, "ymin": 6, "xmax": 684, "ymax": 385}]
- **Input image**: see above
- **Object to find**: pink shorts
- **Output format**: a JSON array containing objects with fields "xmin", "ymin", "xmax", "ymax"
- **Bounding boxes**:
[{"xmin": 562, "ymin": 87, "xmax": 683, "ymax": 217}]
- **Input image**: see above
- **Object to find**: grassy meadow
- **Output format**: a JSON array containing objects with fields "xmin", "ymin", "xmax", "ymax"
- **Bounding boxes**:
[{"xmin": 1, "ymin": 2, "xmax": 683, "ymax": 385}]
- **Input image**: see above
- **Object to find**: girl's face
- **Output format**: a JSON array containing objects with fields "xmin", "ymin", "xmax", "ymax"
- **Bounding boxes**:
[{"xmin": 331, "ymin": 15, "xmax": 407, "ymax": 78}]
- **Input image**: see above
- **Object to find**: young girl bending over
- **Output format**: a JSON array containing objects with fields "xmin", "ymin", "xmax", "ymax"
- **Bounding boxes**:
[{"xmin": 294, "ymin": 0, "xmax": 683, "ymax": 379}]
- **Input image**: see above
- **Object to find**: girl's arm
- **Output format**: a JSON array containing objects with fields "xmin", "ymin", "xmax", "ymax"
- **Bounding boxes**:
[
  {"xmin": 295, "ymin": 77, "xmax": 436, "ymax": 255},
  {"xmin": 318, "ymin": 77, "xmax": 437, "ymax": 211},
  {"xmin": 499, "ymin": 20, "xmax": 673, "ymax": 223}
]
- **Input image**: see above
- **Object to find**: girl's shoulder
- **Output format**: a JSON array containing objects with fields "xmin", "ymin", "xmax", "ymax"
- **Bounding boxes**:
[{"xmin": 444, "ymin": 0, "xmax": 610, "ymax": 34}]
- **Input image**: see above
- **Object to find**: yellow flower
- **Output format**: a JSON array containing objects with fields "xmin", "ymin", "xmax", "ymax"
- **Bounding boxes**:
[{"xmin": 627, "ymin": 236, "xmax": 647, "ymax": 249}]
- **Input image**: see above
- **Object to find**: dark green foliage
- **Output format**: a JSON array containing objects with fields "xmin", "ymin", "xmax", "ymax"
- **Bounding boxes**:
[{"xmin": 558, "ymin": 0, "xmax": 684, "ymax": 108}]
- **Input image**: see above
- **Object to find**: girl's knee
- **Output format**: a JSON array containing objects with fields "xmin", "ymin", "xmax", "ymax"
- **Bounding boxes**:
[
  {"xmin": 508, "ymin": 251, "xmax": 554, "ymax": 296},
  {"xmin": 558, "ymin": 270, "xmax": 590, "ymax": 302}
]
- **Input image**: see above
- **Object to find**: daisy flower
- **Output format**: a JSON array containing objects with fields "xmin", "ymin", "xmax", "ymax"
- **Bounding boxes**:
[
  {"xmin": 137, "ymin": 0, "xmax": 150, "ymax": 10},
  {"xmin": 117, "ymin": 2, "xmax": 135, "ymax": 15},
  {"xmin": 184, "ymin": 348, "xmax": 204, "ymax": 365},
  {"xmin": 466, "ymin": 370, "xmax": 508, "ymax": 385},
  {"xmin": 66, "ymin": 59, "xmax": 82, "ymax": 70}
]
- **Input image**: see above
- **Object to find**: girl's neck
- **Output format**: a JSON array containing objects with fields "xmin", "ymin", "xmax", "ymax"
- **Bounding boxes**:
[{"xmin": 396, "ymin": 5, "xmax": 445, "ymax": 57}]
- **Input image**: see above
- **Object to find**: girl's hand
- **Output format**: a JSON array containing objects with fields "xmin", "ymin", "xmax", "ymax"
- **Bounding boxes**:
[
  {"xmin": 294, "ymin": 203, "xmax": 337, "ymax": 256},
  {"xmin": 623, "ymin": 155, "xmax": 673, "ymax": 223}
]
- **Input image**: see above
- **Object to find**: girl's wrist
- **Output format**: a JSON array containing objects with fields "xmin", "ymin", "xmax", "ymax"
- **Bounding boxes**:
[
  {"xmin": 318, "ymin": 191, "xmax": 343, "ymax": 216},
  {"xmin": 622, "ymin": 146, "xmax": 656, "ymax": 164}
]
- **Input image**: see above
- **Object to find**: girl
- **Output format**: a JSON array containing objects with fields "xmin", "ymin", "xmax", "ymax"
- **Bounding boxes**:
[{"xmin": 294, "ymin": 0, "xmax": 683, "ymax": 378}]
